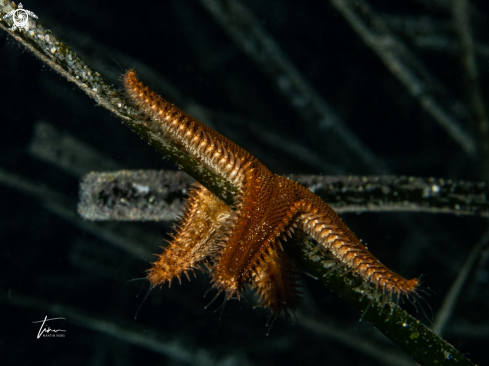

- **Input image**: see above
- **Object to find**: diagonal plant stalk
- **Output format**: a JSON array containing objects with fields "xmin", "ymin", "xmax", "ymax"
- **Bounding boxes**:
[
  {"xmin": 0, "ymin": 1, "xmax": 236, "ymax": 206},
  {"xmin": 0, "ymin": 2, "xmax": 474, "ymax": 364}
]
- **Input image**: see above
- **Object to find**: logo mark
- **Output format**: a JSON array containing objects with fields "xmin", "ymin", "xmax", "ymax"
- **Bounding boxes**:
[
  {"xmin": 32, "ymin": 316, "xmax": 66, "ymax": 339},
  {"xmin": 3, "ymin": 3, "xmax": 38, "ymax": 31}
]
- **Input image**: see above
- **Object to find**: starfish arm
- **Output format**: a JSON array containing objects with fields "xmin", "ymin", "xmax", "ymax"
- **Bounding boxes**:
[
  {"xmin": 148, "ymin": 183, "xmax": 232, "ymax": 287},
  {"xmin": 250, "ymin": 244, "xmax": 301, "ymax": 317},
  {"xmin": 292, "ymin": 180, "xmax": 419, "ymax": 299},
  {"xmin": 123, "ymin": 70, "xmax": 256, "ymax": 188}
]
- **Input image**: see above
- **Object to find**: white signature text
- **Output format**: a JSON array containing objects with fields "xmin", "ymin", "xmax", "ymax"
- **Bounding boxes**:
[{"xmin": 32, "ymin": 316, "xmax": 66, "ymax": 339}]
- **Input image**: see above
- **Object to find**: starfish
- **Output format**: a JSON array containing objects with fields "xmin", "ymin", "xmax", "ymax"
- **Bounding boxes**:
[{"xmin": 122, "ymin": 70, "xmax": 419, "ymax": 317}]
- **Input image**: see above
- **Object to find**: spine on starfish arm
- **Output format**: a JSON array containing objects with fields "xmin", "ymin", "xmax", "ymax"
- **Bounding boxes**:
[
  {"xmin": 291, "ymin": 181, "xmax": 420, "ymax": 302},
  {"xmin": 123, "ymin": 69, "xmax": 250, "ymax": 187}
]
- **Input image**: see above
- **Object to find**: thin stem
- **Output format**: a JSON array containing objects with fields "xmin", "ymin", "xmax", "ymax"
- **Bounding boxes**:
[
  {"xmin": 0, "ymin": 167, "xmax": 157, "ymax": 261},
  {"xmin": 432, "ymin": 225, "xmax": 489, "ymax": 335},
  {"xmin": 296, "ymin": 312, "xmax": 414, "ymax": 366},
  {"xmin": 79, "ymin": 171, "xmax": 489, "ymax": 221},
  {"xmin": 330, "ymin": 0, "xmax": 475, "ymax": 156},
  {"xmin": 0, "ymin": 7, "xmax": 237, "ymax": 206},
  {"xmin": 293, "ymin": 239, "xmax": 475, "ymax": 366},
  {"xmin": 452, "ymin": 0, "xmax": 489, "ymax": 181},
  {"xmin": 197, "ymin": 0, "xmax": 387, "ymax": 173}
]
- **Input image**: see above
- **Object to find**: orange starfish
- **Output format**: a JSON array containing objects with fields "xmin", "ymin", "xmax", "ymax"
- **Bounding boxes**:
[{"xmin": 122, "ymin": 70, "xmax": 419, "ymax": 317}]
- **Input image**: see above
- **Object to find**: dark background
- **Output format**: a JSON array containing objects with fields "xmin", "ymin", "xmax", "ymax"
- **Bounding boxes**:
[{"xmin": 1, "ymin": 0, "xmax": 488, "ymax": 365}]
